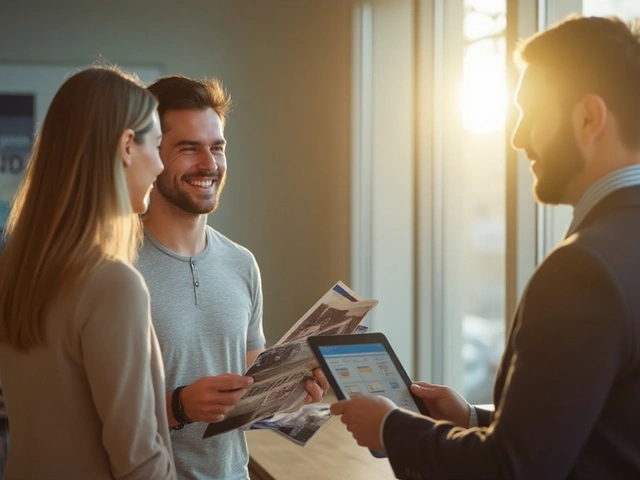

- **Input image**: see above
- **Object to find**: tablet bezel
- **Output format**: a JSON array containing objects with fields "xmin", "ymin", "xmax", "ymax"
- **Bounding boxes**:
[{"xmin": 307, "ymin": 332, "xmax": 430, "ymax": 416}]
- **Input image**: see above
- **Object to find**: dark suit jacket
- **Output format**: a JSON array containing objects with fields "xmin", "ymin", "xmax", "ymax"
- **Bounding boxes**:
[{"xmin": 384, "ymin": 185, "xmax": 640, "ymax": 480}]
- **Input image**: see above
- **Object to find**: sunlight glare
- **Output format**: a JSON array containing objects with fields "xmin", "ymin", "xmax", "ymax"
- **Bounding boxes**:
[{"xmin": 460, "ymin": 44, "xmax": 507, "ymax": 134}]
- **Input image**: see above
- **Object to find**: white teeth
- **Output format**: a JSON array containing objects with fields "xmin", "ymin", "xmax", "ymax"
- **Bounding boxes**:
[{"xmin": 189, "ymin": 180, "xmax": 214, "ymax": 187}]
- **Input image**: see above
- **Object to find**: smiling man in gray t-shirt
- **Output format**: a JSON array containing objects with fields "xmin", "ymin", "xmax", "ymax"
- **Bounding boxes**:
[
  {"xmin": 136, "ymin": 75, "xmax": 327, "ymax": 480},
  {"xmin": 137, "ymin": 227, "xmax": 264, "ymax": 480}
]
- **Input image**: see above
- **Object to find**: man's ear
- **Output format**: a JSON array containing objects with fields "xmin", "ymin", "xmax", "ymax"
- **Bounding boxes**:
[
  {"xmin": 573, "ymin": 94, "xmax": 607, "ymax": 146},
  {"xmin": 119, "ymin": 129, "xmax": 136, "ymax": 168}
]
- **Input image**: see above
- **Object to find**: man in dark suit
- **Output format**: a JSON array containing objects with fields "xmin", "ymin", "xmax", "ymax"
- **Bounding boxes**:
[{"xmin": 331, "ymin": 15, "xmax": 640, "ymax": 480}]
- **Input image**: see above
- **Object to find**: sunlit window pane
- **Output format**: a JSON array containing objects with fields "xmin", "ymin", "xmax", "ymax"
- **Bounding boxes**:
[
  {"xmin": 582, "ymin": 0, "xmax": 640, "ymax": 19},
  {"xmin": 447, "ymin": 0, "xmax": 507, "ymax": 405}
]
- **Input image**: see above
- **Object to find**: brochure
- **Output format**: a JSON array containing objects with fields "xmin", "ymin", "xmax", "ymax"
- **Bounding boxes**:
[
  {"xmin": 202, "ymin": 281, "xmax": 377, "ymax": 440},
  {"xmin": 245, "ymin": 403, "xmax": 333, "ymax": 446}
]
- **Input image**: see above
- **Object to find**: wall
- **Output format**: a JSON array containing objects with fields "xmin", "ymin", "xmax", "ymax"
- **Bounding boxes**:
[{"xmin": 0, "ymin": 0, "xmax": 354, "ymax": 344}]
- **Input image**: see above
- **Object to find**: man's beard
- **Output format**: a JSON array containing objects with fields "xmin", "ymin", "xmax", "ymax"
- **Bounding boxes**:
[
  {"xmin": 533, "ymin": 123, "xmax": 585, "ymax": 205},
  {"xmin": 154, "ymin": 171, "xmax": 226, "ymax": 215}
]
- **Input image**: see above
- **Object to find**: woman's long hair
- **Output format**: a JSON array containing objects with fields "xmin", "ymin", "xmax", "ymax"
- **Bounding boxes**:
[{"xmin": 0, "ymin": 66, "xmax": 158, "ymax": 351}]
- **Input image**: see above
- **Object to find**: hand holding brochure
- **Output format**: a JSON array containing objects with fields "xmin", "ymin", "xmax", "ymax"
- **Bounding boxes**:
[{"xmin": 202, "ymin": 281, "xmax": 377, "ymax": 440}]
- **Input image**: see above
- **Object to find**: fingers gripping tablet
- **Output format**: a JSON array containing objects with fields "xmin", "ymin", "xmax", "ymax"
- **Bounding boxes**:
[{"xmin": 307, "ymin": 333, "xmax": 429, "ymax": 457}]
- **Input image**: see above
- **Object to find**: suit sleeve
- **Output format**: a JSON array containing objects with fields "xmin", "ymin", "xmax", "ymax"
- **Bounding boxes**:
[
  {"xmin": 79, "ymin": 262, "xmax": 175, "ymax": 480},
  {"xmin": 383, "ymin": 244, "xmax": 629, "ymax": 480}
]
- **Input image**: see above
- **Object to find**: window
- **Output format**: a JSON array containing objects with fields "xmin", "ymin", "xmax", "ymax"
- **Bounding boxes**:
[
  {"xmin": 350, "ymin": 0, "xmax": 632, "ymax": 407},
  {"xmin": 583, "ymin": 0, "xmax": 640, "ymax": 19},
  {"xmin": 442, "ymin": 0, "xmax": 507, "ymax": 404},
  {"xmin": 351, "ymin": 0, "xmax": 509, "ymax": 404}
]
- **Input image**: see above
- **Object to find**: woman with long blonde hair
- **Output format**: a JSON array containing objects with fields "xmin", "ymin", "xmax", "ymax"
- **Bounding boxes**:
[{"xmin": 0, "ymin": 66, "xmax": 175, "ymax": 479}]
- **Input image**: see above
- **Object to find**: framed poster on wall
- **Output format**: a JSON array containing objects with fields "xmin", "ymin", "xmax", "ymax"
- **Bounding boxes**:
[
  {"xmin": 0, "ymin": 63, "xmax": 163, "ymax": 236},
  {"xmin": 0, "ymin": 94, "xmax": 33, "ymax": 230}
]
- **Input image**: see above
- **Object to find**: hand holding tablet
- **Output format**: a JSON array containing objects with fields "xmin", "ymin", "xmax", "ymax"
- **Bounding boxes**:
[{"xmin": 307, "ymin": 332, "xmax": 429, "ymax": 457}]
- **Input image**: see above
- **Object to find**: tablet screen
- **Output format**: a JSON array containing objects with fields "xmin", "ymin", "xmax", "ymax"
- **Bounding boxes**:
[{"xmin": 316, "ymin": 342, "xmax": 422, "ymax": 413}]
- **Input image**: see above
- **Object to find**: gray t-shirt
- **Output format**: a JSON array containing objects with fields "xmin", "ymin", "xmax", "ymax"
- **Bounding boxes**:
[{"xmin": 136, "ymin": 226, "xmax": 265, "ymax": 480}]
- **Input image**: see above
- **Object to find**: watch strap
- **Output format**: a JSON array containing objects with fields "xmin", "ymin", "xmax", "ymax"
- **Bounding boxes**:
[{"xmin": 171, "ymin": 385, "xmax": 193, "ymax": 427}]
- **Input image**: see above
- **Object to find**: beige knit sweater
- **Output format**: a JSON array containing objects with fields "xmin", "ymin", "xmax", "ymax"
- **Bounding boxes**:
[{"xmin": 0, "ymin": 260, "xmax": 175, "ymax": 479}]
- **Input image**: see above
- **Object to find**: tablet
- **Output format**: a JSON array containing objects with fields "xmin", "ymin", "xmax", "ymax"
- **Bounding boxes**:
[{"xmin": 307, "ymin": 332, "xmax": 429, "ymax": 416}]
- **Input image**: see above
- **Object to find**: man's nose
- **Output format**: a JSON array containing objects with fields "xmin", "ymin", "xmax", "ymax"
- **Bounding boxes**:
[
  {"xmin": 201, "ymin": 150, "xmax": 219, "ymax": 171},
  {"xmin": 510, "ymin": 117, "xmax": 526, "ymax": 151}
]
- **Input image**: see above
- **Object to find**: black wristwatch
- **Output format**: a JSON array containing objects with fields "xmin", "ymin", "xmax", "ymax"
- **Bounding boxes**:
[{"xmin": 171, "ymin": 385, "xmax": 193, "ymax": 429}]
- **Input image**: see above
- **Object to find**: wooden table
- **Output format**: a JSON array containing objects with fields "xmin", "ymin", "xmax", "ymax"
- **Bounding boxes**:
[{"xmin": 247, "ymin": 403, "xmax": 396, "ymax": 480}]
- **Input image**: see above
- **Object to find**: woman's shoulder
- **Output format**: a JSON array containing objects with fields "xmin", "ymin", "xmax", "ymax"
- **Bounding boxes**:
[
  {"xmin": 83, "ymin": 259, "xmax": 149, "ymax": 302},
  {"xmin": 60, "ymin": 259, "xmax": 152, "ymax": 338}
]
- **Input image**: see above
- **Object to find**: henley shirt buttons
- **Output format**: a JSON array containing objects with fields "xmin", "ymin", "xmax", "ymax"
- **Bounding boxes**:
[
  {"xmin": 194, "ymin": 281, "xmax": 200, "ymax": 287},
  {"xmin": 191, "ymin": 261, "xmax": 196, "ymax": 267}
]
